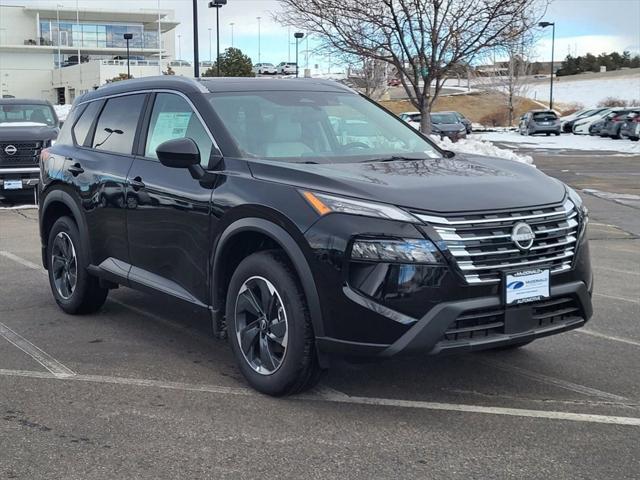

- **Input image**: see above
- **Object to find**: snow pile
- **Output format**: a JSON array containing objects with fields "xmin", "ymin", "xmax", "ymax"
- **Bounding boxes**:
[
  {"xmin": 432, "ymin": 135, "xmax": 534, "ymax": 164},
  {"xmin": 53, "ymin": 104, "xmax": 72, "ymax": 121},
  {"xmin": 476, "ymin": 130, "xmax": 640, "ymax": 154},
  {"xmin": 525, "ymin": 75, "xmax": 640, "ymax": 107}
]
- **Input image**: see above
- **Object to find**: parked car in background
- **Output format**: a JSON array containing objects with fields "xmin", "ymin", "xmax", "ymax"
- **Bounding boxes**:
[
  {"xmin": 572, "ymin": 108, "xmax": 613, "ymax": 135},
  {"xmin": 0, "ymin": 98, "xmax": 59, "ymax": 200},
  {"xmin": 430, "ymin": 112, "xmax": 467, "ymax": 141},
  {"xmin": 600, "ymin": 108, "xmax": 640, "ymax": 139},
  {"xmin": 253, "ymin": 63, "xmax": 277, "ymax": 75},
  {"xmin": 277, "ymin": 62, "xmax": 297, "ymax": 75},
  {"xmin": 560, "ymin": 108, "xmax": 608, "ymax": 133},
  {"xmin": 619, "ymin": 111, "xmax": 639, "ymax": 139},
  {"xmin": 387, "ymin": 78, "xmax": 401, "ymax": 87},
  {"xmin": 449, "ymin": 111, "xmax": 472, "ymax": 133},
  {"xmin": 519, "ymin": 110, "xmax": 561, "ymax": 136},
  {"xmin": 589, "ymin": 119, "xmax": 607, "ymax": 136},
  {"xmin": 399, "ymin": 111, "xmax": 421, "ymax": 129}
]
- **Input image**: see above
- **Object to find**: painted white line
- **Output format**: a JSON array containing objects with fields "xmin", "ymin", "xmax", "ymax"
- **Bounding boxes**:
[
  {"xmin": 594, "ymin": 266, "xmax": 640, "ymax": 276},
  {"xmin": 595, "ymin": 292, "xmax": 640, "ymax": 305},
  {"xmin": 0, "ymin": 368, "xmax": 638, "ymax": 427},
  {"xmin": 477, "ymin": 358, "xmax": 627, "ymax": 402},
  {"xmin": 0, "ymin": 205, "xmax": 38, "ymax": 211},
  {"xmin": 577, "ymin": 329, "xmax": 640, "ymax": 348},
  {"xmin": 0, "ymin": 324, "xmax": 75, "ymax": 378},
  {"xmin": 0, "ymin": 250, "xmax": 42, "ymax": 271}
]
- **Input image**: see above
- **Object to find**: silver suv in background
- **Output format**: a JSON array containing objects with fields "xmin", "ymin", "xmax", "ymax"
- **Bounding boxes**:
[{"xmin": 519, "ymin": 110, "xmax": 561, "ymax": 136}]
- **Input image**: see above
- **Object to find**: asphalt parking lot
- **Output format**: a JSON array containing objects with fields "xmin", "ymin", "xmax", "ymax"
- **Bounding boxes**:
[{"xmin": 1, "ymin": 151, "xmax": 639, "ymax": 479}]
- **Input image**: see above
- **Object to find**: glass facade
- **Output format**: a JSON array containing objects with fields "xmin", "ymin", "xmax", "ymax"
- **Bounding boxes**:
[{"xmin": 39, "ymin": 20, "xmax": 159, "ymax": 50}]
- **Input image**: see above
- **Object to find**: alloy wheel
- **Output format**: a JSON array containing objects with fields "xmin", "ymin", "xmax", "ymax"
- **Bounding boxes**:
[
  {"xmin": 234, "ymin": 276, "xmax": 288, "ymax": 375},
  {"xmin": 51, "ymin": 231, "xmax": 78, "ymax": 300}
]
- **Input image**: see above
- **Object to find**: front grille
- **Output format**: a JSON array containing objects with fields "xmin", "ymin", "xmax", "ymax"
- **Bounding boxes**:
[
  {"xmin": 442, "ymin": 297, "xmax": 582, "ymax": 343},
  {"xmin": 416, "ymin": 200, "xmax": 579, "ymax": 284},
  {"xmin": 0, "ymin": 142, "xmax": 42, "ymax": 167}
]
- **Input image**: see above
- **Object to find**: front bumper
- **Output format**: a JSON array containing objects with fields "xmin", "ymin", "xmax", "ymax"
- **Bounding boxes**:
[
  {"xmin": 317, "ymin": 280, "xmax": 592, "ymax": 357},
  {"xmin": 0, "ymin": 167, "xmax": 39, "ymax": 190}
]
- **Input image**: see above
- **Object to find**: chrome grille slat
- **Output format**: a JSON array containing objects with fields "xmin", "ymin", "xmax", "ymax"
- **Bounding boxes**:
[{"xmin": 417, "ymin": 200, "xmax": 579, "ymax": 284}]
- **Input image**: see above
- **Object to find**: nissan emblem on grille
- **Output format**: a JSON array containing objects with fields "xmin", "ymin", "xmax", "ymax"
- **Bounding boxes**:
[
  {"xmin": 4, "ymin": 145, "xmax": 17, "ymax": 156},
  {"xmin": 511, "ymin": 222, "xmax": 535, "ymax": 251}
]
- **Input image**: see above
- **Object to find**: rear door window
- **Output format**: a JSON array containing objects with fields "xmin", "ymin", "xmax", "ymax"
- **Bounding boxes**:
[
  {"xmin": 92, "ymin": 94, "xmax": 146, "ymax": 155},
  {"xmin": 533, "ymin": 112, "xmax": 557, "ymax": 122}
]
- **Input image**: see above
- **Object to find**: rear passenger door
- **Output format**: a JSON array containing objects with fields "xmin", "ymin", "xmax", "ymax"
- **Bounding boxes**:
[
  {"xmin": 67, "ymin": 93, "xmax": 148, "ymax": 270},
  {"xmin": 125, "ymin": 92, "xmax": 217, "ymax": 305}
]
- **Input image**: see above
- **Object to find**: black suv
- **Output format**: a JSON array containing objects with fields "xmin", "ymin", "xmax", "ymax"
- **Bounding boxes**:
[
  {"xmin": 1, "ymin": 99, "xmax": 59, "ymax": 200},
  {"xmin": 39, "ymin": 77, "xmax": 593, "ymax": 395}
]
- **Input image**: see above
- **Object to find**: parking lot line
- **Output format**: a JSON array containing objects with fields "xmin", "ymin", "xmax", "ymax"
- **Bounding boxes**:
[
  {"xmin": 0, "ymin": 367, "xmax": 638, "ymax": 427},
  {"xmin": 0, "ymin": 323, "xmax": 75, "ymax": 378},
  {"xmin": 577, "ymin": 329, "xmax": 640, "ymax": 348},
  {"xmin": 594, "ymin": 266, "xmax": 640, "ymax": 276},
  {"xmin": 475, "ymin": 358, "xmax": 628, "ymax": 402},
  {"xmin": 0, "ymin": 250, "xmax": 41, "ymax": 271},
  {"xmin": 595, "ymin": 292, "xmax": 640, "ymax": 305}
]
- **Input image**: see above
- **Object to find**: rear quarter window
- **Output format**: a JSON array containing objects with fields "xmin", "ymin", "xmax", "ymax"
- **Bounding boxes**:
[{"xmin": 72, "ymin": 101, "xmax": 102, "ymax": 146}]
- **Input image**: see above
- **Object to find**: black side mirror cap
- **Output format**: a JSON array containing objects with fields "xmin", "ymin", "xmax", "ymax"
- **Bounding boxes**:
[
  {"xmin": 156, "ymin": 137, "xmax": 201, "ymax": 169},
  {"xmin": 443, "ymin": 150, "xmax": 455, "ymax": 159}
]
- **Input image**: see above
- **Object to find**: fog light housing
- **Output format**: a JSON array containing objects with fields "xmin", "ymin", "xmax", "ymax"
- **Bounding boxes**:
[{"xmin": 350, "ymin": 238, "xmax": 444, "ymax": 264}]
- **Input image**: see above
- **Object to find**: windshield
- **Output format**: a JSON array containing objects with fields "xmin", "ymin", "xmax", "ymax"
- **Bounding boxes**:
[
  {"xmin": 207, "ymin": 90, "xmax": 440, "ymax": 163},
  {"xmin": 431, "ymin": 113, "xmax": 458, "ymax": 124},
  {"xmin": 0, "ymin": 104, "xmax": 56, "ymax": 127}
]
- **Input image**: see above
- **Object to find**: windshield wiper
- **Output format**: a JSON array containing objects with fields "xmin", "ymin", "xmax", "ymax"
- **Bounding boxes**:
[{"xmin": 360, "ymin": 155, "xmax": 426, "ymax": 163}]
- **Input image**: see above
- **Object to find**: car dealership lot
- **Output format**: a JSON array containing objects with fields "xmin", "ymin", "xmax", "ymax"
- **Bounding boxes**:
[{"xmin": 1, "ymin": 152, "xmax": 639, "ymax": 479}]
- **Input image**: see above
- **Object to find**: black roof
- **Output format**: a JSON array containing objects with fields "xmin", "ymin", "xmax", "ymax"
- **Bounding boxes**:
[
  {"xmin": 77, "ymin": 76, "xmax": 355, "ymax": 103},
  {"xmin": 0, "ymin": 98, "xmax": 55, "ymax": 106}
]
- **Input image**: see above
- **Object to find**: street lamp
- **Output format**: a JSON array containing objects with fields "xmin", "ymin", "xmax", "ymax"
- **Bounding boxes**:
[
  {"xmin": 230, "ymin": 22, "xmax": 235, "ymax": 48},
  {"xmin": 177, "ymin": 34, "xmax": 182, "ymax": 61},
  {"xmin": 256, "ymin": 17, "xmax": 261, "ymax": 64},
  {"xmin": 208, "ymin": 0, "xmax": 227, "ymax": 77},
  {"xmin": 192, "ymin": 0, "xmax": 200, "ymax": 77},
  {"xmin": 124, "ymin": 33, "xmax": 133, "ymax": 79},
  {"xmin": 294, "ymin": 32, "xmax": 304, "ymax": 77},
  {"xmin": 208, "ymin": 28, "xmax": 213, "ymax": 62},
  {"xmin": 538, "ymin": 21, "xmax": 556, "ymax": 110}
]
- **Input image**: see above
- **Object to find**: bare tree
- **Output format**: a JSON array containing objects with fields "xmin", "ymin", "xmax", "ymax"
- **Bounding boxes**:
[{"xmin": 277, "ymin": 0, "xmax": 547, "ymax": 133}]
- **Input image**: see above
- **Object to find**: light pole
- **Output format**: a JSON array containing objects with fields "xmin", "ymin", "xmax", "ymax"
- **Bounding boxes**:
[
  {"xmin": 208, "ymin": 0, "xmax": 227, "ymax": 77},
  {"xmin": 192, "ymin": 0, "xmax": 200, "ymax": 77},
  {"xmin": 294, "ymin": 32, "xmax": 304, "ymax": 77},
  {"xmin": 124, "ymin": 33, "xmax": 133, "ymax": 79},
  {"xmin": 56, "ymin": 3, "xmax": 63, "ymax": 83},
  {"xmin": 208, "ymin": 28, "xmax": 212, "ymax": 62},
  {"xmin": 256, "ymin": 17, "xmax": 261, "ymax": 64},
  {"xmin": 539, "ymin": 21, "xmax": 556, "ymax": 110},
  {"xmin": 230, "ymin": 22, "xmax": 235, "ymax": 48},
  {"xmin": 177, "ymin": 34, "xmax": 182, "ymax": 61}
]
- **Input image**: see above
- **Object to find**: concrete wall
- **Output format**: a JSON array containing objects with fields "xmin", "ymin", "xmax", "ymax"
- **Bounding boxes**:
[
  {"xmin": 0, "ymin": 52, "xmax": 55, "ymax": 102},
  {"xmin": 0, "ymin": 6, "xmax": 38, "ymax": 46}
]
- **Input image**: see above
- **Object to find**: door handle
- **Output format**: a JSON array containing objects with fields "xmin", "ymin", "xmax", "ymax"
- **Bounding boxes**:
[
  {"xmin": 68, "ymin": 163, "xmax": 84, "ymax": 176},
  {"xmin": 129, "ymin": 176, "xmax": 145, "ymax": 191}
]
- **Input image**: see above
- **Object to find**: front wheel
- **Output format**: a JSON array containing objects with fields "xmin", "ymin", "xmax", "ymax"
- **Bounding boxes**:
[
  {"xmin": 226, "ymin": 250, "xmax": 323, "ymax": 396},
  {"xmin": 47, "ymin": 216, "xmax": 108, "ymax": 314}
]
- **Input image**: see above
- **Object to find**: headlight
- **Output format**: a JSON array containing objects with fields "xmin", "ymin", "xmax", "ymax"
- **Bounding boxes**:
[
  {"xmin": 351, "ymin": 238, "xmax": 444, "ymax": 264},
  {"xmin": 566, "ymin": 185, "xmax": 589, "ymax": 234},
  {"xmin": 301, "ymin": 191, "xmax": 418, "ymax": 223}
]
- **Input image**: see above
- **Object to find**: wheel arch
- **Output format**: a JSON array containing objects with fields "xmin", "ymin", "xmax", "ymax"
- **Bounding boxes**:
[
  {"xmin": 40, "ymin": 189, "xmax": 91, "ymax": 269},
  {"xmin": 212, "ymin": 217, "xmax": 325, "ymax": 341}
]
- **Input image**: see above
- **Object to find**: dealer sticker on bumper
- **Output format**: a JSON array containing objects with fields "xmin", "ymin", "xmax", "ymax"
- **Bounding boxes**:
[
  {"xmin": 505, "ymin": 269, "xmax": 550, "ymax": 305},
  {"xmin": 3, "ymin": 180, "xmax": 23, "ymax": 190}
]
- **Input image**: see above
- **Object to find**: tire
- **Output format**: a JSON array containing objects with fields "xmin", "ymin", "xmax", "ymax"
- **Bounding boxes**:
[
  {"xmin": 46, "ymin": 216, "xmax": 108, "ymax": 314},
  {"xmin": 226, "ymin": 250, "xmax": 322, "ymax": 396},
  {"xmin": 545, "ymin": 133, "xmax": 550, "ymax": 136},
  {"xmin": 555, "ymin": 132, "xmax": 560, "ymax": 136}
]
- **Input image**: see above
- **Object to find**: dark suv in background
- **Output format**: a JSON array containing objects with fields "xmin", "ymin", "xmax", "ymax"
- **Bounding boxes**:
[
  {"xmin": 39, "ymin": 77, "xmax": 593, "ymax": 395},
  {"xmin": 0, "ymin": 99, "xmax": 59, "ymax": 201}
]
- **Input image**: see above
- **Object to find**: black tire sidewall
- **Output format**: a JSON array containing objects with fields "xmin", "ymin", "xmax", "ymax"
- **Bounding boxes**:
[
  {"xmin": 226, "ymin": 251, "xmax": 313, "ymax": 396},
  {"xmin": 47, "ymin": 216, "xmax": 92, "ymax": 313}
]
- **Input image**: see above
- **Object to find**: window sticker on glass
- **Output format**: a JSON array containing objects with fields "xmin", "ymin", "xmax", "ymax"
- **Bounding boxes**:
[{"xmin": 147, "ymin": 112, "xmax": 192, "ymax": 156}]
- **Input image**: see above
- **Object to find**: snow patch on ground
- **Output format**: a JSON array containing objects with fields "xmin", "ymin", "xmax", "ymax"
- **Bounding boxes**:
[
  {"xmin": 475, "ymin": 131, "xmax": 640, "ymax": 154},
  {"xmin": 525, "ymin": 76, "xmax": 640, "ymax": 107},
  {"xmin": 53, "ymin": 104, "xmax": 72, "ymax": 121},
  {"xmin": 582, "ymin": 189, "xmax": 640, "ymax": 209},
  {"xmin": 431, "ymin": 135, "xmax": 534, "ymax": 164}
]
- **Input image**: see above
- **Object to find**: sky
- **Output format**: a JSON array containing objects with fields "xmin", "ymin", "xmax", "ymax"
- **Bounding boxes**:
[{"xmin": 2, "ymin": 0, "xmax": 639, "ymax": 69}]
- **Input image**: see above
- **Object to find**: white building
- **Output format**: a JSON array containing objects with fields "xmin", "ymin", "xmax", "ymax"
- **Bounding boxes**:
[{"xmin": 0, "ymin": 4, "xmax": 199, "ymax": 104}]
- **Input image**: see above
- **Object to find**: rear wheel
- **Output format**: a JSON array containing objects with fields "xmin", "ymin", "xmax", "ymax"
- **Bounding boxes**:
[
  {"xmin": 226, "ymin": 250, "xmax": 322, "ymax": 396},
  {"xmin": 47, "ymin": 216, "xmax": 108, "ymax": 314}
]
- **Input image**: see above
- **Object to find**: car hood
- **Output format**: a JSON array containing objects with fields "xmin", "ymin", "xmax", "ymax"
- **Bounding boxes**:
[
  {"xmin": 0, "ymin": 125, "xmax": 59, "ymax": 141},
  {"xmin": 432, "ymin": 123, "xmax": 464, "ymax": 132},
  {"xmin": 249, "ymin": 153, "xmax": 566, "ymax": 214}
]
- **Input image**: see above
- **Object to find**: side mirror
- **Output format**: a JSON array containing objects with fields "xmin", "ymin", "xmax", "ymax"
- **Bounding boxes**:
[
  {"xmin": 442, "ymin": 150, "xmax": 455, "ymax": 159},
  {"xmin": 156, "ymin": 137, "xmax": 205, "ymax": 180}
]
